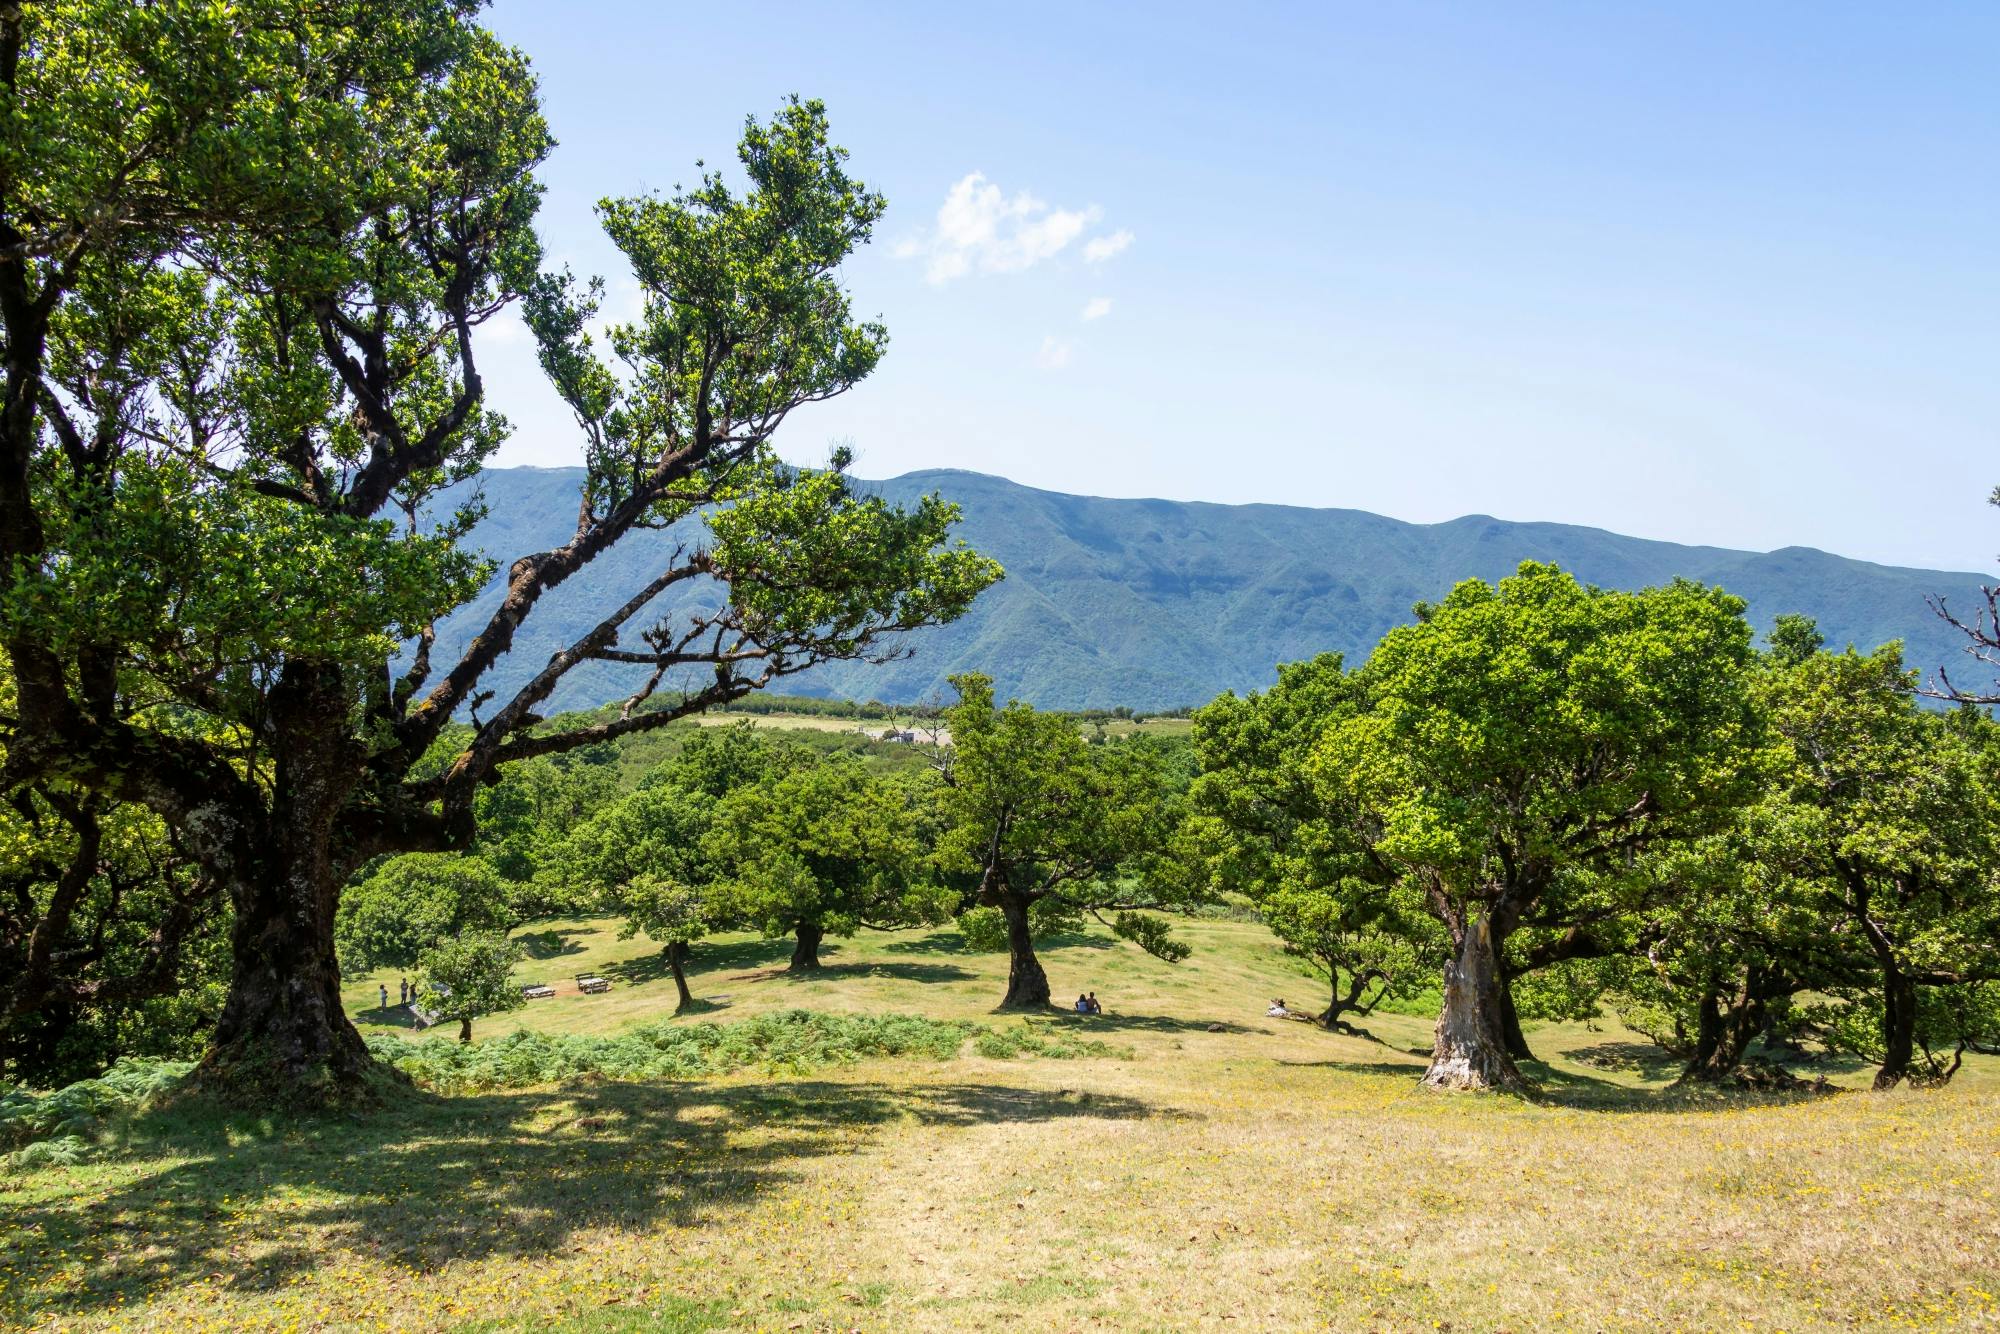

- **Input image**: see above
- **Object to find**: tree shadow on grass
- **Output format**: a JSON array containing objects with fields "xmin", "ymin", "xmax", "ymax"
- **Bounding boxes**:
[
  {"xmin": 1275, "ymin": 1057, "xmax": 1429, "ymax": 1079},
  {"xmin": 357, "ymin": 1004, "xmax": 423, "ymax": 1030},
  {"xmin": 604, "ymin": 950, "xmax": 677, "ymax": 986},
  {"xmin": 881, "ymin": 929, "xmax": 971, "ymax": 955},
  {"xmin": 515, "ymin": 928, "xmax": 590, "ymax": 961},
  {"xmin": 692, "ymin": 937, "xmax": 796, "ymax": 973},
  {"xmin": 1038, "ymin": 931, "xmax": 1116, "ymax": 952},
  {"xmin": 0, "ymin": 1077, "xmax": 1165, "ymax": 1327},
  {"xmin": 1270, "ymin": 1051, "xmax": 1844, "ymax": 1114},
  {"xmin": 996, "ymin": 1011, "xmax": 1260, "ymax": 1037},
  {"xmin": 785, "ymin": 961, "xmax": 977, "ymax": 985},
  {"xmin": 1564, "ymin": 1040, "xmax": 1685, "ymax": 1082}
]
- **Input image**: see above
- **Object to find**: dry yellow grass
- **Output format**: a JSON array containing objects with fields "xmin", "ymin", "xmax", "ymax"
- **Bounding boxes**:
[{"xmin": 8, "ymin": 918, "xmax": 1999, "ymax": 1332}]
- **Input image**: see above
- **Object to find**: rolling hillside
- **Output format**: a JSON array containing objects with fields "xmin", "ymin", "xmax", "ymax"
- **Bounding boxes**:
[{"xmin": 434, "ymin": 466, "xmax": 1995, "ymax": 712}]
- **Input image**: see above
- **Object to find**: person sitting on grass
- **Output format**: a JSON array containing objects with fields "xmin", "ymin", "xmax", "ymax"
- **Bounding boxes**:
[
  {"xmin": 1086, "ymin": 992, "xmax": 1102, "ymax": 1015},
  {"xmin": 1267, "ymin": 998, "xmax": 1290, "ymax": 1018},
  {"xmin": 1074, "ymin": 994, "xmax": 1091, "ymax": 1013}
]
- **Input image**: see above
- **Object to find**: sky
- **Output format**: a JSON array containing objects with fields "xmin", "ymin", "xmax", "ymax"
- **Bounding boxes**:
[{"xmin": 476, "ymin": 0, "xmax": 2000, "ymax": 574}]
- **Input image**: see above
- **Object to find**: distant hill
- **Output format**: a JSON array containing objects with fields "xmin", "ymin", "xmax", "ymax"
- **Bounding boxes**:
[{"xmin": 432, "ymin": 466, "xmax": 1995, "ymax": 713}]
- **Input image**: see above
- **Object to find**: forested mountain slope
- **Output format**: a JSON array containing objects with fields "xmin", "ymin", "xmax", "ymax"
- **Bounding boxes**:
[{"xmin": 438, "ymin": 466, "xmax": 1992, "ymax": 712}]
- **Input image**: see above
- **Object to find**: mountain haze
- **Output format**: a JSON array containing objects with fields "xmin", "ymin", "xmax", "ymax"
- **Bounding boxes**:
[{"xmin": 435, "ymin": 467, "xmax": 1994, "ymax": 713}]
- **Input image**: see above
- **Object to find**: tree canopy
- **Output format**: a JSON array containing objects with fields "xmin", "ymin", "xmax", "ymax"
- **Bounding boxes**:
[
  {"xmin": 1188, "ymin": 654, "xmax": 1443, "ymax": 1032},
  {"xmin": 707, "ymin": 757, "xmax": 950, "ymax": 971},
  {"xmin": 937, "ymin": 674, "xmax": 1194, "ymax": 1009},
  {"xmin": 0, "ymin": 0, "xmax": 998, "ymax": 1106}
]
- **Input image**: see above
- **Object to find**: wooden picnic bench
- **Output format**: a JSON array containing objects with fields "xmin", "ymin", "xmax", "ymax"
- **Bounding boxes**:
[
  {"xmin": 575, "ymin": 974, "xmax": 611, "ymax": 995},
  {"xmin": 522, "ymin": 983, "xmax": 555, "ymax": 1000}
]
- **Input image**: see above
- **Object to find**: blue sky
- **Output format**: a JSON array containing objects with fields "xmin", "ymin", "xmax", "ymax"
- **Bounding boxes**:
[{"xmin": 478, "ymin": 0, "xmax": 1999, "ymax": 574}]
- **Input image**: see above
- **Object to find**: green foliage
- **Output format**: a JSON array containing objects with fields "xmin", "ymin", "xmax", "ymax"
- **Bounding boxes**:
[
  {"xmin": 337, "ymin": 855, "xmax": 513, "ymax": 974},
  {"xmin": 938, "ymin": 675, "xmax": 1181, "ymax": 911},
  {"xmin": 1766, "ymin": 614, "xmax": 1827, "ymax": 667},
  {"xmin": 1, "ymin": 1057, "xmax": 190, "ymax": 1169},
  {"xmin": 706, "ymin": 756, "xmax": 950, "ymax": 945},
  {"xmin": 1188, "ymin": 652, "xmax": 1444, "ymax": 1023},
  {"xmin": 1752, "ymin": 643, "xmax": 2000, "ymax": 1084},
  {"xmin": 1321, "ymin": 564, "xmax": 1762, "ymax": 905},
  {"xmin": 519, "ymin": 95, "xmax": 1002, "ymax": 715},
  {"xmin": 655, "ymin": 725, "xmax": 813, "ymax": 801},
  {"xmin": 936, "ymin": 675, "xmax": 1198, "ymax": 1003},
  {"xmin": 362, "ymin": 1009, "xmax": 1124, "ymax": 1093},
  {"xmin": 3, "ymin": 10, "xmax": 997, "ymax": 1105},
  {"xmin": 621, "ymin": 876, "xmax": 711, "ymax": 953},
  {"xmin": 0, "ymin": 720, "xmax": 229, "ymax": 1085},
  {"xmin": 542, "ymin": 781, "xmax": 718, "ymax": 913},
  {"xmin": 415, "ymin": 932, "xmax": 527, "ymax": 1041},
  {"xmin": 474, "ymin": 755, "xmax": 619, "ymax": 900},
  {"xmin": 1108, "ymin": 912, "xmax": 1190, "ymax": 963},
  {"xmin": 970, "ymin": 1022, "xmax": 1131, "ymax": 1061},
  {"xmin": 5, "ymin": 0, "xmax": 550, "ymax": 684},
  {"xmin": 955, "ymin": 900, "xmax": 1081, "ymax": 953},
  {"xmin": 1810, "ymin": 983, "xmax": 2000, "ymax": 1085}
]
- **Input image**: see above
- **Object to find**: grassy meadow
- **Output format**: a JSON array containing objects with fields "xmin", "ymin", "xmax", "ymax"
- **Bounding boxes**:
[{"xmin": 5, "ymin": 914, "xmax": 1998, "ymax": 1332}]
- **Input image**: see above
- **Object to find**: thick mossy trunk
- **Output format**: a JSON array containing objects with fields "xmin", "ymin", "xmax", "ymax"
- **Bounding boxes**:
[
  {"xmin": 1423, "ymin": 914, "xmax": 1529, "ymax": 1093},
  {"xmin": 194, "ymin": 854, "xmax": 380, "ymax": 1107},
  {"xmin": 458, "ymin": 1016, "xmax": 473, "ymax": 1043},
  {"xmin": 190, "ymin": 663, "xmax": 387, "ymax": 1110},
  {"xmin": 790, "ymin": 922, "xmax": 825, "ymax": 972},
  {"xmin": 998, "ymin": 892, "xmax": 1051, "ymax": 1010},
  {"xmin": 668, "ymin": 941, "xmax": 694, "ymax": 1013}
]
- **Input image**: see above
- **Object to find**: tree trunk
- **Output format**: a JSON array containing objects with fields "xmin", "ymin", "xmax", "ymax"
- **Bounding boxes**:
[
  {"xmin": 1423, "ymin": 911, "xmax": 1529, "ymax": 1093},
  {"xmin": 1318, "ymin": 971, "xmax": 1347, "ymax": 1029},
  {"xmin": 1318, "ymin": 969, "xmax": 1383, "ymax": 1037},
  {"xmin": 190, "ymin": 663, "xmax": 384, "ymax": 1108},
  {"xmin": 1496, "ymin": 968, "xmax": 1536, "ymax": 1062},
  {"xmin": 1874, "ymin": 969, "xmax": 1916, "ymax": 1091},
  {"xmin": 1682, "ymin": 965, "xmax": 1785, "ymax": 1082},
  {"xmin": 668, "ymin": 941, "xmax": 694, "ymax": 1013},
  {"xmin": 998, "ymin": 891, "xmax": 1050, "ymax": 1010},
  {"xmin": 194, "ymin": 852, "xmax": 379, "ymax": 1106},
  {"xmin": 458, "ymin": 1016, "xmax": 473, "ymax": 1043},
  {"xmin": 1685, "ymin": 984, "xmax": 1762, "ymax": 1081},
  {"xmin": 790, "ymin": 921, "xmax": 824, "ymax": 972}
]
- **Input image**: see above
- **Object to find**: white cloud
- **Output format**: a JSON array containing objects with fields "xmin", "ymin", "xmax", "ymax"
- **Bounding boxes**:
[
  {"xmin": 1080, "ymin": 296, "xmax": 1113, "ymax": 321},
  {"xmin": 1083, "ymin": 229, "xmax": 1134, "ymax": 263},
  {"xmin": 902, "ymin": 172, "xmax": 1106, "ymax": 285},
  {"xmin": 1035, "ymin": 334, "xmax": 1073, "ymax": 370}
]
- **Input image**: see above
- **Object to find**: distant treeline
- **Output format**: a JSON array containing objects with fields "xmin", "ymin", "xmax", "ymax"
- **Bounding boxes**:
[{"xmin": 633, "ymin": 691, "xmax": 1199, "ymax": 724}]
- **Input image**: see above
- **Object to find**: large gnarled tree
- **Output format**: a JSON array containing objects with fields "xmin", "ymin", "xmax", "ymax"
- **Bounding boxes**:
[
  {"xmin": 1316, "ymin": 563, "xmax": 1763, "ymax": 1091},
  {"xmin": 0, "ymin": 2, "xmax": 996, "ymax": 1104}
]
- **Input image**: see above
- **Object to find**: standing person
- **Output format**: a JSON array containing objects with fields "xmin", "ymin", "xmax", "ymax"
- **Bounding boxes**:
[
  {"xmin": 400, "ymin": 978, "xmax": 409, "ymax": 1005},
  {"xmin": 378, "ymin": 983, "xmax": 388, "ymax": 1011}
]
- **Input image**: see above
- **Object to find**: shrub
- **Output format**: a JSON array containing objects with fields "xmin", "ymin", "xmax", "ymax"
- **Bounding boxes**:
[
  {"xmin": 1, "ymin": 1057, "xmax": 190, "ymax": 1170},
  {"xmin": 973, "ymin": 1020, "xmax": 1132, "ymax": 1061}
]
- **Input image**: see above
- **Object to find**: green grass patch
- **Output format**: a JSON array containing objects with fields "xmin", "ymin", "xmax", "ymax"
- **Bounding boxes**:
[
  {"xmin": 972, "ymin": 1018, "xmax": 1134, "ymax": 1061},
  {"xmin": 368, "ymin": 1008, "xmax": 1129, "ymax": 1094}
]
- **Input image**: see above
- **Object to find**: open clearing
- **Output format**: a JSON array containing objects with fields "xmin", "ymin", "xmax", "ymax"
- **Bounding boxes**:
[{"xmin": 6, "ymin": 918, "xmax": 1998, "ymax": 1332}]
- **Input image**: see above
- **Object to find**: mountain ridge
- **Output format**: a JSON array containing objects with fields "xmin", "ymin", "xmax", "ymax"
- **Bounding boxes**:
[{"xmin": 433, "ymin": 465, "xmax": 1994, "ymax": 713}]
